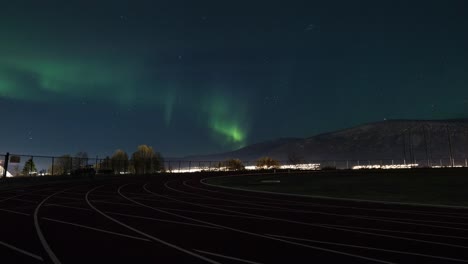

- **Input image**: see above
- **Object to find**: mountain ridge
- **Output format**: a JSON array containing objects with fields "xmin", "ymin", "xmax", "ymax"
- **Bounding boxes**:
[{"xmin": 182, "ymin": 119, "xmax": 468, "ymax": 163}]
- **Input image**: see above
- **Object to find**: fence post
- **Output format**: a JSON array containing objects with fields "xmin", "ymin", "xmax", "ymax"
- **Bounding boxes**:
[
  {"xmin": 346, "ymin": 160, "xmax": 349, "ymax": 169},
  {"xmin": 465, "ymin": 158, "xmax": 468, "ymax": 167},
  {"xmin": 30, "ymin": 156, "xmax": 34, "ymax": 176},
  {"xmin": 51, "ymin": 157, "xmax": 55, "ymax": 176},
  {"xmin": 2, "ymin": 152, "xmax": 9, "ymax": 178}
]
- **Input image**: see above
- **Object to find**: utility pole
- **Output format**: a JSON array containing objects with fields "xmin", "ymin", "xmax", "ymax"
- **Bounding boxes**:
[
  {"xmin": 464, "ymin": 126, "xmax": 468, "ymax": 167},
  {"xmin": 446, "ymin": 125, "xmax": 454, "ymax": 167},
  {"xmin": 423, "ymin": 125, "xmax": 430, "ymax": 167},
  {"xmin": 402, "ymin": 130, "xmax": 407, "ymax": 162},
  {"xmin": 2, "ymin": 152, "xmax": 9, "ymax": 178},
  {"xmin": 428, "ymin": 124, "xmax": 433, "ymax": 167},
  {"xmin": 408, "ymin": 128, "xmax": 414, "ymax": 165},
  {"xmin": 30, "ymin": 156, "xmax": 34, "ymax": 176}
]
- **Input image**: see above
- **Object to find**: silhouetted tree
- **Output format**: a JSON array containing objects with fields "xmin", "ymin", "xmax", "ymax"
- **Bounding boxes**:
[
  {"xmin": 73, "ymin": 152, "xmax": 89, "ymax": 169},
  {"xmin": 111, "ymin": 149, "xmax": 129, "ymax": 174},
  {"xmin": 49, "ymin": 154, "xmax": 72, "ymax": 175},
  {"xmin": 225, "ymin": 159, "xmax": 245, "ymax": 171},
  {"xmin": 99, "ymin": 156, "xmax": 111, "ymax": 170},
  {"xmin": 22, "ymin": 158, "xmax": 37, "ymax": 176},
  {"xmin": 256, "ymin": 157, "xmax": 280, "ymax": 169},
  {"xmin": 12, "ymin": 165, "xmax": 20, "ymax": 177},
  {"xmin": 214, "ymin": 161, "xmax": 225, "ymax": 171},
  {"xmin": 131, "ymin": 145, "xmax": 164, "ymax": 174},
  {"xmin": 288, "ymin": 152, "xmax": 304, "ymax": 166}
]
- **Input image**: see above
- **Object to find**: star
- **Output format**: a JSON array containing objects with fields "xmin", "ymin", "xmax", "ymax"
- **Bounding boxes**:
[{"xmin": 305, "ymin": 24, "xmax": 319, "ymax": 32}]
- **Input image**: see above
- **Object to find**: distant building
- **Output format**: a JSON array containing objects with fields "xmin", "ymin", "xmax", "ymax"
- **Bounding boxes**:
[{"xmin": 0, "ymin": 165, "xmax": 13, "ymax": 177}]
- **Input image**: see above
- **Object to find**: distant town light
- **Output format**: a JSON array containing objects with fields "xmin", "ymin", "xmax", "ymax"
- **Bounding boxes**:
[{"xmin": 352, "ymin": 164, "xmax": 418, "ymax": 170}]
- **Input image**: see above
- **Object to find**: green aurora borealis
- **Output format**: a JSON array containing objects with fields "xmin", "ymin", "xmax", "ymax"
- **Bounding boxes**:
[
  {"xmin": 1, "ymin": 1, "xmax": 468, "ymax": 157},
  {"xmin": 0, "ymin": 53, "xmax": 249, "ymax": 147}
]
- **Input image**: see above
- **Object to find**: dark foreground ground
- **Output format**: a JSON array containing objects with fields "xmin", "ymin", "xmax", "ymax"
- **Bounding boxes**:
[
  {"xmin": 206, "ymin": 168, "xmax": 468, "ymax": 206},
  {"xmin": 2, "ymin": 172, "xmax": 468, "ymax": 263}
]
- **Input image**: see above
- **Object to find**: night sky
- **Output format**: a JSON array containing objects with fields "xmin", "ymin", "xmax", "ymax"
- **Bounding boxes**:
[{"xmin": 1, "ymin": 0, "xmax": 467, "ymax": 157}]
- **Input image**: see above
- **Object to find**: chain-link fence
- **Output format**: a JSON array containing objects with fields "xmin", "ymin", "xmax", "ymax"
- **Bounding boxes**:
[
  {"xmin": 163, "ymin": 157, "xmax": 468, "ymax": 173},
  {"xmin": 1, "ymin": 152, "xmax": 468, "ymax": 179}
]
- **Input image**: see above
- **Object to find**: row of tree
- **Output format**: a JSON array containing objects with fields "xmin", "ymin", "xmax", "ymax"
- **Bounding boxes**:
[
  {"xmin": 42, "ymin": 145, "xmax": 164, "ymax": 176},
  {"xmin": 97, "ymin": 145, "xmax": 164, "ymax": 174},
  {"xmin": 15, "ymin": 151, "xmax": 280, "ymax": 176},
  {"xmin": 221, "ymin": 157, "xmax": 281, "ymax": 171}
]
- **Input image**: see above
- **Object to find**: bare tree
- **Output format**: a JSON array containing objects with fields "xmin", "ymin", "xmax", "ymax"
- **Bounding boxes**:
[
  {"xmin": 111, "ymin": 149, "xmax": 129, "ymax": 174},
  {"xmin": 73, "ymin": 152, "xmax": 89, "ymax": 170},
  {"xmin": 49, "ymin": 154, "xmax": 72, "ymax": 175},
  {"xmin": 288, "ymin": 152, "xmax": 304, "ymax": 167},
  {"xmin": 12, "ymin": 165, "xmax": 20, "ymax": 177},
  {"xmin": 131, "ymin": 145, "xmax": 164, "ymax": 174},
  {"xmin": 256, "ymin": 157, "xmax": 280, "ymax": 169},
  {"xmin": 225, "ymin": 159, "xmax": 245, "ymax": 171}
]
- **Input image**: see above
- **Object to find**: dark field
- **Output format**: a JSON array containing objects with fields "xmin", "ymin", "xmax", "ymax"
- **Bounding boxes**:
[
  {"xmin": 205, "ymin": 168, "xmax": 468, "ymax": 207},
  {"xmin": 2, "ymin": 170, "xmax": 468, "ymax": 263}
]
